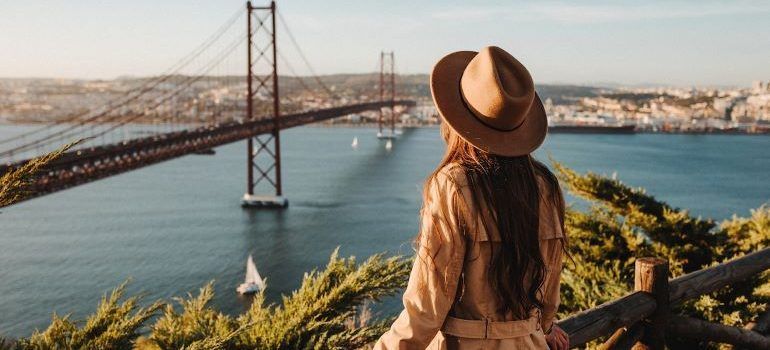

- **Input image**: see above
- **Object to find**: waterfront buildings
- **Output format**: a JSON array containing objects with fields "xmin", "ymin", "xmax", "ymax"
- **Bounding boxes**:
[{"xmin": 2, "ymin": 77, "xmax": 769, "ymax": 133}]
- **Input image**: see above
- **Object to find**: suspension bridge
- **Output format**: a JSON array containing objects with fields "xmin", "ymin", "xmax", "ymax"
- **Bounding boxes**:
[{"xmin": 0, "ymin": 1, "xmax": 415, "ymax": 207}]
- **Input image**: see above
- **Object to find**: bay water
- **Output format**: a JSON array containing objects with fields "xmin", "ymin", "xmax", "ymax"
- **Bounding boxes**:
[{"xmin": 1, "ymin": 126, "xmax": 768, "ymax": 336}]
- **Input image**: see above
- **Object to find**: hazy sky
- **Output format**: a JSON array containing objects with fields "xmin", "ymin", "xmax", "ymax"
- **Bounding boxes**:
[{"xmin": 1, "ymin": 0, "xmax": 769, "ymax": 86}]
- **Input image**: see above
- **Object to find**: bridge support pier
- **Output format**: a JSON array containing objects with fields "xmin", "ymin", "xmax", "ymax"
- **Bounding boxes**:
[
  {"xmin": 242, "ymin": 0, "xmax": 287, "ymax": 209},
  {"xmin": 242, "ymin": 193, "xmax": 288, "ymax": 208}
]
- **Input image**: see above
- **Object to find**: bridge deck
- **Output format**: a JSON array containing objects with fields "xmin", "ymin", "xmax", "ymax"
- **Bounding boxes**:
[{"xmin": 1, "ymin": 100, "xmax": 415, "ymax": 203}]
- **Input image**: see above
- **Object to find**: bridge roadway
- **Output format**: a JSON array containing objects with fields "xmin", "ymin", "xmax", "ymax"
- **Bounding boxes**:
[{"xmin": 1, "ymin": 100, "xmax": 415, "ymax": 202}]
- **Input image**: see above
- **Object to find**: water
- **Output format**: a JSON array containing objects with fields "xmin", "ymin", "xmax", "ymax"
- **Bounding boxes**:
[{"xmin": 0, "ymin": 126, "xmax": 768, "ymax": 337}]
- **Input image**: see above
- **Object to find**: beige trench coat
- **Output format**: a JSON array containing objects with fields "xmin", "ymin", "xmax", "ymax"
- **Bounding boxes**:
[{"xmin": 374, "ymin": 163, "xmax": 565, "ymax": 350}]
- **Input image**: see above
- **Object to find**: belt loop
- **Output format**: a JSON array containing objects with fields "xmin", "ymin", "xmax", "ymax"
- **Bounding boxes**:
[{"xmin": 484, "ymin": 318, "xmax": 490, "ymax": 339}]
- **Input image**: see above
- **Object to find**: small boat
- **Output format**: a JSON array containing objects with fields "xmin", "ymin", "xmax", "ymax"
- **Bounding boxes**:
[
  {"xmin": 237, "ymin": 254, "xmax": 266, "ymax": 295},
  {"xmin": 351, "ymin": 137, "xmax": 358, "ymax": 149},
  {"xmin": 385, "ymin": 139, "xmax": 392, "ymax": 151}
]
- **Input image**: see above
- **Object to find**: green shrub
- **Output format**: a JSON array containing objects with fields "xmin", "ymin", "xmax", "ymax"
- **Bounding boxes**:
[
  {"xmin": 2, "ymin": 282, "xmax": 161, "ymax": 350},
  {"xmin": 554, "ymin": 162, "xmax": 769, "ymax": 349},
  {"xmin": 1, "ymin": 251, "xmax": 410, "ymax": 350}
]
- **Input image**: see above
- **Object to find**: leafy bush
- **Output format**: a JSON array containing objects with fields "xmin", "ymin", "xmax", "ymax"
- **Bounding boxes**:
[
  {"xmin": 3, "ymin": 282, "xmax": 161, "ymax": 350},
  {"xmin": 554, "ymin": 162, "xmax": 769, "ymax": 349},
  {"xmin": 1, "ymin": 251, "xmax": 410, "ymax": 350}
]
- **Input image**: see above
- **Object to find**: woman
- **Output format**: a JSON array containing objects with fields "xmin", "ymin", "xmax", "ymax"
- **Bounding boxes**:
[{"xmin": 374, "ymin": 46, "xmax": 569, "ymax": 350}]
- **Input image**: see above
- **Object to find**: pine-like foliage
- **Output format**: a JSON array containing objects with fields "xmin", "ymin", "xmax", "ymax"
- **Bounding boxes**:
[
  {"xmin": 233, "ymin": 249, "xmax": 408, "ymax": 349},
  {"xmin": 554, "ymin": 162, "xmax": 770, "ymax": 349},
  {"xmin": 2, "ymin": 282, "xmax": 162, "ymax": 350},
  {"xmin": 140, "ymin": 283, "xmax": 241, "ymax": 349},
  {"xmin": 1, "ymin": 250, "xmax": 410, "ymax": 350},
  {"xmin": 142, "ymin": 249, "xmax": 410, "ymax": 349},
  {"xmin": 0, "ymin": 141, "xmax": 78, "ymax": 207}
]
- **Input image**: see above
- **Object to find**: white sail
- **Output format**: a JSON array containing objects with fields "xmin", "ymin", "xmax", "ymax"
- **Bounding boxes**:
[
  {"xmin": 385, "ymin": 139, "xmax": 392, "ymax": 150},
  {"xmin": 351, "ymin": 137, "xmax": 358, "ymax": 148},
  {"xmin": 254, "ymin": 268, "xmax": 266, "ymax": 290},
  {"xmin": 245, "ymin": 255, "xmax": 265, "ymax": 288}
]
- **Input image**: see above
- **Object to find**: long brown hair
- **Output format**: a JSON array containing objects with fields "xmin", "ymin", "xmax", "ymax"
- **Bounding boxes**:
[{"xmin": 421, "ymin": 123, "xmax": 565, "ymax": 318}]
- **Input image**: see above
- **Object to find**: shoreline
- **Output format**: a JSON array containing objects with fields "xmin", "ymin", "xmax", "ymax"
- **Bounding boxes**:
[
  {"xmin": 1, "ymin": 121, "xmax": 768, "ymax": 136},
  {"xmin": 303, "ymin": 122, "xmax": 770, "ymax": 135}
]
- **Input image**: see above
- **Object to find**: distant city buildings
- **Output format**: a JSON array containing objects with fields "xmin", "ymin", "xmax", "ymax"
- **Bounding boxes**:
[
  {"xmin": 545, "ymin": 82, "xmax": 770, "ymax": 133},
  {"xmin": 1, "ymin": 77, "xmax": 769, "ymax": 133}
]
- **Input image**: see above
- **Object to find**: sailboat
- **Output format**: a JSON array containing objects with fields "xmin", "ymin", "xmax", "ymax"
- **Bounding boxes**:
[
  {"xmin": 351, "ymin": 136, "xmax": 358, "ymax": 149},
  {"xmin": 237, "ymin": 254, "xmax": 266, "ymax": 295},
  {"xmin": 385, "ymin": 139, "xmax": 393, "ymax": 151}
]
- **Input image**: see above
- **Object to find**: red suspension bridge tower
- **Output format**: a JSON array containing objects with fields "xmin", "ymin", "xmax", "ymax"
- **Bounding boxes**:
[
  {"xmin": 377, "ymin": 51, "xmax": 397, "ymax": 139},
  {"xmin": 242, "ymin": 1, "xmax": 287, "ymax": 208}
]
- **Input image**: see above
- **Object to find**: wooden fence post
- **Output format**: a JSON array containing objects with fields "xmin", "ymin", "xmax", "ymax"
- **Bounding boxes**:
[{"xmin": 632, "ymin": 257, "xmax": 669, "ymax": 350}]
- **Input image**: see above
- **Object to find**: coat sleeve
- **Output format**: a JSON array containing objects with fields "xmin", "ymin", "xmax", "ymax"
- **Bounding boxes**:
[{"xmin": 374, "ymin": 172, "xmax": 468, "ymax": 350}]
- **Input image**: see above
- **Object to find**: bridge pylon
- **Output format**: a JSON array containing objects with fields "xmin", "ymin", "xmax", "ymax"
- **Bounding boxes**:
[
  {"xmin": 242, "ymin": 1, "xmax": 287, "ymax": 208},
  {"xmin": 377, "ymin": 51, "xmax": 397, "ymax": 139}
]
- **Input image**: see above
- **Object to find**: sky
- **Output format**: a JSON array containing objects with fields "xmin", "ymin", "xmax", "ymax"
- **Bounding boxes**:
[{"xmin": 1, "ymin": 0, "xmax": 769, "ymax": 86}]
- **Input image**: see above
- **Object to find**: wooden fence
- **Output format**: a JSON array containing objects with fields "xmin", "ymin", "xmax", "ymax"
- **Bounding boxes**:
[{"xmin": 556, "ymin": 247, "xmax": 770, "ymax": 349}]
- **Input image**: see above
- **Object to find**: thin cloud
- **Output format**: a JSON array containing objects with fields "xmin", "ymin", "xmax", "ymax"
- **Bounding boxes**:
[
  {"xmin": 431, "ymin": 7, "xmax": 507, "ymax": 21},
  {"xmin": 431, "ymin": 1, "xmax": 770, "ymax": 23}
]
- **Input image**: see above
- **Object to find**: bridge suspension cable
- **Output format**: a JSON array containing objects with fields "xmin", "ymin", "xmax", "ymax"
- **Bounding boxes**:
[
  {"xmin": 0, "ymin": 8, "xmax": 246, "ymax": 160},
  {"xmin": 1, "ymin": 30, "xmax": 247, "ymax": 158},
  {"xmin": 276, "ymin": 10, "xmax": 339, "ymax": 100},
  {"xmin": 0, "ymin": 1, "xmax": 388, "ymax": 165},
  {"xmin": 0, "ymin": 8, "xmax": 244, "ymax": 149},
  {"xmin": 87, "ymin": 32, "xmax": 248, "ymax": 142},
  {"xmin": 278, "ymin": 52, "xmax": 319, "ymax": 98}
]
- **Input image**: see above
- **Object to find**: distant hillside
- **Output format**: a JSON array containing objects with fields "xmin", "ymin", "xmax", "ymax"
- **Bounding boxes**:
[
  {"xmin": 0, "ymin": 74, "xmax": 605, "ymax": 106},
  {"xmin": 312, "ymin": 73, "xmax": 605, "ymax": 104}
]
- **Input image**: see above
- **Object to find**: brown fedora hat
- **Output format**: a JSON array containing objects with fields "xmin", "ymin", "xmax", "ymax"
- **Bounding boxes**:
[{"xmin": 431, "ymin": 46, "xmax": 547, "ymax": 157}]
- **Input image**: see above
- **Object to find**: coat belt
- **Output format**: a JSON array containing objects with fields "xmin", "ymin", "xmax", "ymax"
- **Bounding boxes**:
[{"xmin": 441, "ymin": 312, "xmax": 541, "ymax": 339}]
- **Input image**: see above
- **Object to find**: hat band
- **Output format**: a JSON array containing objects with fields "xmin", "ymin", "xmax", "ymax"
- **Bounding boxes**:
[{"xmin": 459, "ymin": 84, "xmax": 526, "ymax": 132}]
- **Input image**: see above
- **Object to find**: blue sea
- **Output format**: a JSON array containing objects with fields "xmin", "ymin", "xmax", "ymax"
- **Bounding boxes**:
[{"xmin": 0, "ymin": 126, "xmax": 768, "ymax": 337}]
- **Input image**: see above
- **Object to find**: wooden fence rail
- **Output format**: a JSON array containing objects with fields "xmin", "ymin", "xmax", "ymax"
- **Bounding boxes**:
[{"xmin": 556, "ymin": 247, "xmax": 770, "ymax": 349}]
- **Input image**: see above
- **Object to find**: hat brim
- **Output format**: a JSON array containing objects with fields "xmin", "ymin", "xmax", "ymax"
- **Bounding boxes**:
[{"xmin": 430, "ymin": 51, "xmax": 547, "ymax": 157}]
